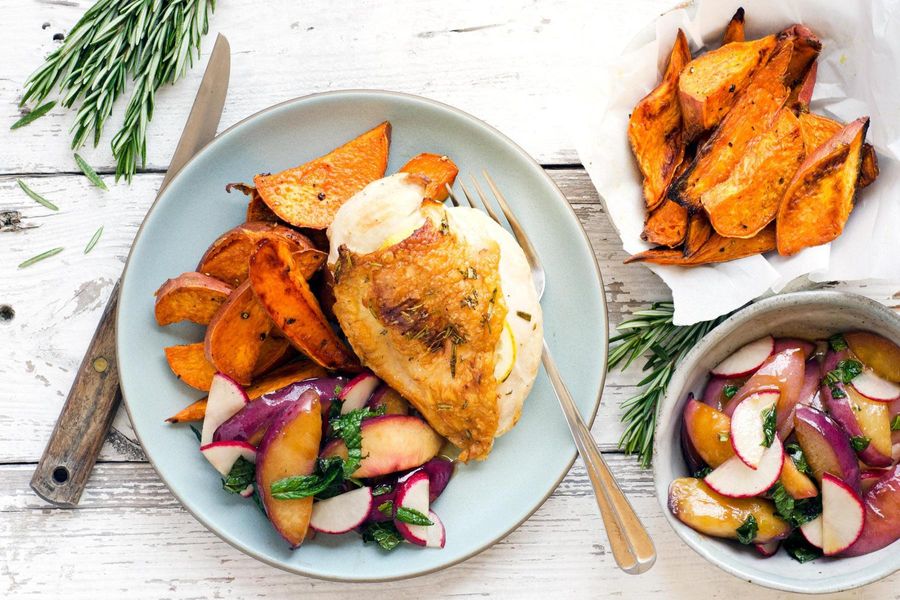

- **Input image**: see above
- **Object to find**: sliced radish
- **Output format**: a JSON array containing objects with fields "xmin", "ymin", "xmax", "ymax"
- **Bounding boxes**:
[
  {"xmin": 200, "ymin": 440, "xmax": 257, "ymax": 476},
  {"xmin": 754, "ymin": 540, "xmax": 780, "ymax": 557},
  {"xmin": 851, "ymin": 370, "xmax": 900, "ymax": 402},
  {"xmin": 730, "ymin": 390, "xmax": 779, "ymax": 469},
  {"xmin": 339, "ymin": 372, "xmax": 381, "ymax": 414},
  {"xmin": 821, "ymin": 472, "xmax": 865, "ymax": 555},
  {"xmin": 711, "ymin": 336, "xmax": 774, "ymax": 377},
  {"xmin": 394, "ymin": 469, "xmax": 431, "ymax": 546},
  {"xmin": 800, "ymin": 515, "xmax": 823, "ymax": 549},
  {"xmin": 201, "ymin": 373, "xmax": 249, "ymax": 446},
  {"xmin": 424, "ymin": 510, "xmax": 446, "ymax": 548},
  {"xmin": 705, "ymin": 436, "xmax": 783, "ymax": 498},
  {"xmin": 239, "ymin": 484, "xmax": 255, "ymax": 498},
  {"xmin": 310, "ymin": 486, "xmax": 374, "ymax": 534}
]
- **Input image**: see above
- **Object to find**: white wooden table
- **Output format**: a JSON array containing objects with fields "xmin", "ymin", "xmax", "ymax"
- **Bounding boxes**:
[{"xmin": 1, "ymin": 1, "xmax": 897, "ymax": 597}]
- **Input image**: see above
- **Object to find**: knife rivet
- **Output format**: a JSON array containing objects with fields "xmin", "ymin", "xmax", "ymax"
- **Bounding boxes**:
[{"xmin": 93, "ymin": 357, "xmax": 109, "ymax": 373}]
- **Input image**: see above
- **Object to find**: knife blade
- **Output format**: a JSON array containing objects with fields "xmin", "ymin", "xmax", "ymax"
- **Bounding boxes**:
[{"xmin": 30, "ymin": 34, "xmax": 231, "ymax": 507}]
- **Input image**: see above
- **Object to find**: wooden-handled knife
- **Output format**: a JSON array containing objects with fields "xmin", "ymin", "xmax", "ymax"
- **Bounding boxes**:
[{"xmin": 31, "ymin": 34, "xmax": 231, "ymax": 507}]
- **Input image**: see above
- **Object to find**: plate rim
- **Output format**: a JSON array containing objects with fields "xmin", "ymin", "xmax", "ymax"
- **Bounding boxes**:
[{"xmin": 116, "ymin": 88, "xmax": 609, "ymax": 581}]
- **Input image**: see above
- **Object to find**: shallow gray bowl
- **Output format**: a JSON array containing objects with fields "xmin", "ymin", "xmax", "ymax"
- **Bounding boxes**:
[{"xmin": 653, "ymin": 290, "xmax": 900, "ymax": 594}]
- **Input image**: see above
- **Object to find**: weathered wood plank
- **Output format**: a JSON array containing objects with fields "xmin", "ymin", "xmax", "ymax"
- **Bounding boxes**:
[
  {"xmin": 0, "ymin": 0, "xmax": 679, "ymax": 173},
  {"xmin": 2, "ymin": 171, "xmax": 897, "ymax": 463},
  {"xmin": 0, "ymin": 462, "xmax": 897, "ymax": 599}
]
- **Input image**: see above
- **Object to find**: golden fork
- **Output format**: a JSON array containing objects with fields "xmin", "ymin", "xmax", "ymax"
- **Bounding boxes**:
[{"xmin": 445, "ymin": 173, "xmax": 656, "ymax": 574}]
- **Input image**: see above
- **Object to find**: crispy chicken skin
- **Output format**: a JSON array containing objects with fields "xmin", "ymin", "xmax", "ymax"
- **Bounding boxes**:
[{"xmin": 332, "ymin": 216, "xmax": 507, "ymax": 461}]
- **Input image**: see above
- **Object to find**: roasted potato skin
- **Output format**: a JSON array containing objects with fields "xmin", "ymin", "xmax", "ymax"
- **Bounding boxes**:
[{"xmin": 628, "ymin": 29, "xmax": 692, "ymax": 211}]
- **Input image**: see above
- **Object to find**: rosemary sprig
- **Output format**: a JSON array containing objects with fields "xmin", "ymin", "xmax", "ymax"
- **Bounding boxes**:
[
  {"xmin": 17, "ymin": 179, "xmax": 59, "ymax": 211},
  {"xmin": 84, "ymin": 226, "xmax": 104, "ymax": 254},
  {"xmin": 10, "ymin": 101, "xmax": 55, "ymax": 130},
  {"xmin": 19, "ymin": 247, "xmax": 64, "ymax": 269},
  {"xmin": 608, "ymin": 302, "xmax": 733, "ymax": 467},
  {"xmin": 74, "ymin": 154, "xmax": 108, "ymax": 190},
  {"xmin": 21, "ymin": 0, "xmax": 216, "ymax": 182}
]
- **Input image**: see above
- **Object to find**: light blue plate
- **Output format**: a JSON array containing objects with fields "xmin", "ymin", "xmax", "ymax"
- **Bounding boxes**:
[{"xmin": 117, "ymin": 90, "xmax": 608, "ymax": 581}]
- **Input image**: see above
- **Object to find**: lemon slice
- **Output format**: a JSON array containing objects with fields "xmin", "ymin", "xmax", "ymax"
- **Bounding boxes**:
[{"xmin": 494, "ymin": 321, "xmax": 516, "ymax": 383}]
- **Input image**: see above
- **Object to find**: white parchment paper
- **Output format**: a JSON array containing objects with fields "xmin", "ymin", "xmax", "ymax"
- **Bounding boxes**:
[{"xmin": 572, "ymin": 0, "xmax": 900, "ymax": 325}]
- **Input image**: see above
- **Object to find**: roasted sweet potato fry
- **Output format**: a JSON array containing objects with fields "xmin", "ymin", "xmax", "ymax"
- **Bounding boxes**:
[
  {"xmin": 398, "ymin": 153, "xmax": 459, "ymax": 201},
  {"xmin": 249, "ymin": 238, "xmax": 358, "ymax": 369},
  {"xmin": 858, "ymin": 143, "xmax": 879, "ymax": 189},
  {"xmin": 154, "ymin": 272, "xmax": 233, "ymax": 326},
  {"xmin": 254, "ymin": 122, "xmax": 391, "ymax": 229},
  {"xmin": 164, "ymin": 343, "xmax": 217, "ymax": 391},
  {"xmin": 684, "ymin": 212, "xmax": 713, "ymax": 257},
  {"xmin": 247, "ymin": 193, "xmax": 280, "ymax": 223},
  {"xmin": 677, "ymin": 34, "xmax": 776, "ymax": 140},
  {"xmin": 780, "ymin": 25, "xmax": 821, "ymax": 86},
  {"xmin": 701, "ymin": 108, "xmax": 805, "ymax": 238},
  {"xmin": 776, "ymin": 117, "xmax": 868, "ymax": 256},
  {"xmin": 628, "ymin": 29, "xmax": 691, "ymax": 210},
  {"xmin": 671, "ymin": 39, "xmax": 792, "ymax": 210},
  {"xmin": 204, "ymin": 280, "xmax": 272, "ymax": 385},
  {"xmin": 642, "ymin": 199, "xmax": 688, "ymax": 247},
  {"xmin": 790, "ymin": 60, "xmax": 817, "ymax": 111},
  {"xmin": 625, "ymin": 224, "xmax": 776, "ymax": 265},
  {"xmin": 799, "ymin": 112, "xmax": 878, "ymax": 189},
  {"xmin": 253, "ymin": 335, "xmax": 292, "ymax": 376},
  {"xmin": 197, "ymin": 222, "xmax": 322, "ymax": 287},
  {"xmin": 723, "ymin": 7, "xmax": 745, "ymax": 44},
  {"xmin": 165, "ymin": 360, "xmax": 327, "ymax": 423}
]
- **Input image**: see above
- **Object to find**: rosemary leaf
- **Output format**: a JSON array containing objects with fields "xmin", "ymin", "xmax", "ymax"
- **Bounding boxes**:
[
  {"xmin": 17, "ymin": 179, "xmax": 59, "ymax": 211},
  {"xmin": 84, "ymin": 226, "xmax": 104, "ymax": 254},
  {"xmin": 74, "ymin": 154, "xmax": 108, "ymax": 190},
  {"xmin": 18, "ymin": 247, "xmax": 64, "ymax": 269},
  {"xmin": 10, "ymin": 101, "xmax": 56, "ymax": 130}
]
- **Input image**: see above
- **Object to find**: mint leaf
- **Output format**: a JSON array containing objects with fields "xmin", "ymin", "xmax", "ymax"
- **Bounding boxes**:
[
  {"xmin": 723, "ymin": 384, "xmax": 739, "ymax": 400},
  {"xmin": 892, "ymin": 415, "xmax": 900, "ymax": 432},
  {"xmin": 377, "ymin": 500, "xmax": 394, "ymax": 517},
  {"xmin": 222, "ymin": 457, "xmax": 255, "ymax": 494},
  {"xmin": 769, "ymin": 482, "xmax": 822, "ymax": 527},
  {"xmin": 735, "ymin": 514, "xmax": 758, "ymax": 545},
  {"xmin": 785, "ymin": 443, "xmax": 811, "ymax": 475},
  {"xmin": 829, "ymin": 334, "xmax": 848, "ymax": 352},
  {"xmin": 761, "ymin": 406, "xmax": 776, "ymax": 448},
  {"xmin": 693, "ymin": 466, "xmax": 713, "ymax": 479},
  {"xmin": 850, "ymin": 435, "xmax": 870, "ymax": 452},
  {"xmin": 189, "ymin": 425, "xmax": 202, "ymax": 442},
  {"xmin": 835, "ymin": 359, "xmax": 863, "ymax": 382},
  {"xmin": 395, "ymin": 506, "xmax": 433, "ymax": 526},
  {"xmin": 784, "ymin": 530, "xmax": 822, "ymax": 563},
  {"xmin": 270, "ymin": 456, "xmax": 344, "ymax": 500},
  {"xmin": 372, "ymin": 483, "xmax": 393, "ymax": 496},
  {"xmin": 362, "ymin": 522, "xmax": 403, "ymax": 551},
  {"xmin": 330, "ymin": 405, "xmax": 385, "ymax": 477}
]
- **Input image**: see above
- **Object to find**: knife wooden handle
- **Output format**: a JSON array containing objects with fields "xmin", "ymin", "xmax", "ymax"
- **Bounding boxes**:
[{"xmin": 31, "ymin": 282, "xmax": 122, "ymax": 507}]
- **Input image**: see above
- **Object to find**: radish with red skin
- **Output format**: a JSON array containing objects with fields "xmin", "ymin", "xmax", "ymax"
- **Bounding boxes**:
[
  {"xmin": 200, "ymin": 440, "xmax": 256, "ymax": 475},
  {"xmin": 754, "ymin": 540, "xmax": 780, "ymax": 557},
  {"xmin": 851, "ymin": 370, "xmax": 900, "ymax": 402},
  {"xmin": 214, "ymin": 377, "xmax": 346, "ymax": 444},
  {"xmin": 704, "ymin": 436, "xmax": 784, "ymax": 498},
  {"xmin": 424, "ymin": 510, "xmax": 446, "ymax": 548},
  {"xmin": 421, "ymin": 457, "xmax": 455, "ymax": 502},
  {"xmin": 393, "ymin": 470, "xmax": 431, "ymax": 546},
  {"xmin": 842, "ymin": 463, "xmax": 900, "ymax": 556},
  {"xmin": 794, "ymin": 405, "xmax": 861, "ymax": 492},
  {"xmin": 800, "ymin": 515, "xmax": 823, "ymax": 548},
  {"xmin": 310, "ymin": 486, "xmax": 375, "ymax": 534},
  {"xmin": 367, "ymin": 488, "xmax": 396, "ymax": 523},
  {"xmin": 711, "ymin": 336, "xmax": 774, "ymax": 377},
  {"xmin": 239, "ymin": 484, "xmax": 255, "ymax": 498},
  {"xmin": 730, "ymin": 390, "xmax": 779, "ymax": 469},
  {"xmin": 201, "ymin": 373, "xmax": 249, "ymax": 446},
  {"xmin": 861, "ymin": 469, "xmax": 885, "ymax": 493},
  {"xmin": 338, "ymin": 372, "xmax": 381, "ymax": 414},
  {"xmin": 822, "ymin": 472, "xmax": 865, "ymax": 555}
]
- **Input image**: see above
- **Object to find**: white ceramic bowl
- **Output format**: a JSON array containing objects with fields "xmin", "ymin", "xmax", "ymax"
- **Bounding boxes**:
[{"xmin": 654, "ymin": 291, "xmax": 900, "ymax": 593}]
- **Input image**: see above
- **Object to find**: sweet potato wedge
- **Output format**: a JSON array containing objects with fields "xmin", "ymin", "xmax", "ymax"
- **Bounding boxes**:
[
  {"xmin": 683, "ymin": 212, "xmax": 713, "ymax": 257},
  {"xmin": 253, "ymin": 335, "xmax": 292, "ymax": 376},
  {"xmin": 670, "ymin": 39, "xmax": 793, "ymax": 211},
  {"xmin": 776, "ymin": 117, "xmax": 868, "ymax": 256},
  {"xmin": 780, "ymin": 25, "xmax": 821, "ymax": 87},
  {"xmin": 790, "ymin": 60, "xmax": 817, "ymax": 112},
  {"xmin": 164, "ymin": 343, "xmax": 217, "ymax": 391},
  {"xmin": 722, "ymin": 8, "xmax": 745, "ymax": 44},
  {"xmin": 799, "ymin": 112, "xmax": 878, "ymax": 189},
  {"xmin": 204, "ymin": 280, "xmax": 272, "ymax": 385},
  {"xmin": 677, "ymin": 34, "xmax": 777, "ymax": 140},
  {"xmin": 642, "ymin": 199, "xmax": 688, "ymax": 247},
  {"xmin": 226, "ymin": 182, "xmax": 281, "ymax": 223},
  {"xmin": 701, "ymin": 108, "xmax": 805, "ymax": 238},
  {"xmin": 165, "ymin": 360, "xmax": 327, "ymax": 423},
  {"xmin": 398, "ymin": 153, "xmax": 459, "ymax": 201},
  {"xmin": 197, "ymin": 222, "xmax": 322, "ymax": 287},
  {"xmin": 254, "ymin": 122, "xmax": 391, "ymax": 229},
  {"xmin": 154, "ymin": 272, "xmax": 233, "ymax": 326},
  {"xmin": 249, "ymin": 238, "xmax": 358, "ymax": 370},
  {"xmin": 625, "ymin": 224, "xmax": 776, "ymax": 265},
  {"xmin": 628, "ymin": 29, "xmax": 691, "ymax": 210}
]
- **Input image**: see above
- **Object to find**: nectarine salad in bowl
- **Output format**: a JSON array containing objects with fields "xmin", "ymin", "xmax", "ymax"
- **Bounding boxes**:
[
  {"xmin": 672, "ymin": 329, "xmax": 900, "ymax": 563},
  {"xmin": 153, "ymin": 122, "xmax": 543, "ymax": 552}
]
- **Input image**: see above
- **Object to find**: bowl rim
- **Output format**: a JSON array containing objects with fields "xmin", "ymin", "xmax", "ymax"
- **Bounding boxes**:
[
  {"xmin": 115, "ymin": 88, "xmax": 610, "ymax": 581},
  {"xmin": 652, "ymin": 290, "xmax": 900, "ymax": 593}
]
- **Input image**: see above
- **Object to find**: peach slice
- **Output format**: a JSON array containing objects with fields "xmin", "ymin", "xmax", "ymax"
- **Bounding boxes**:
[
  {"xmin": 794, "ymin": 405, "xmax": 860, "ymax": 491},
  {"xmin": 668, "ymin": 478, "xmax": 791, "ymax": 543},
  {"xmin": 842, "ymin": 463, "xmax": 900, "ymax": 556},
  {"xmin": 321, "ymin": 415, "xmax": 443, "ymax": 478},
  {"xmin": 256, "ymin": 390, "xmax": 322, "ymax": 548},
  {"xmin": 683, "ymin": 398, "xmax": 734, "ymax": 468},
  {"xmin": 781, "ymin": 453, "xmax": 819, "ymax": 500},
  {"xmin": 845, "ymin": 331, "xmax": 900, "ymax": 383}
]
